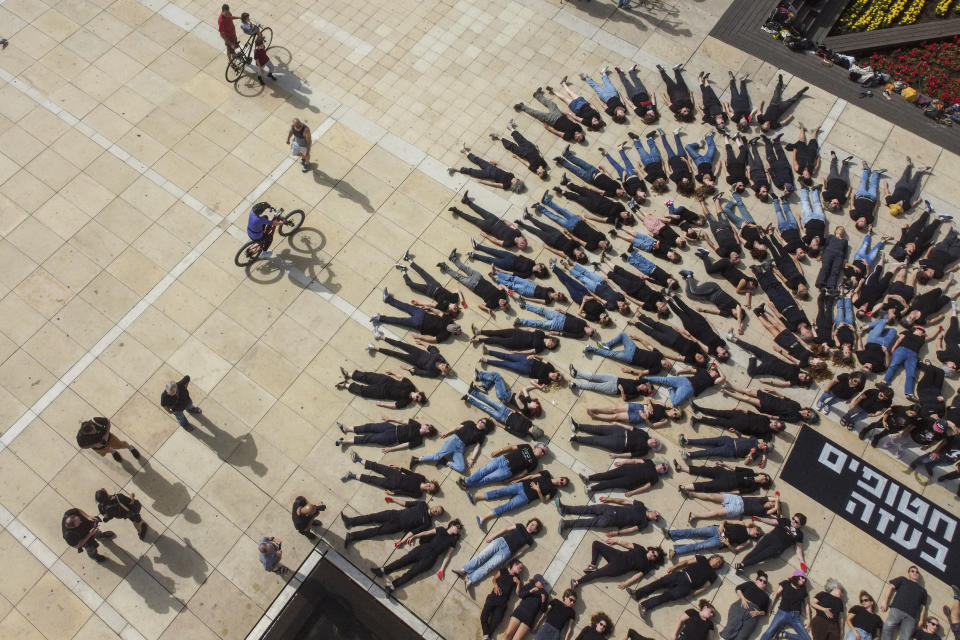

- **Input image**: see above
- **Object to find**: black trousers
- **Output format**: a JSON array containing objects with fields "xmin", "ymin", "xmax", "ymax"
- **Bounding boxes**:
[
  {"xmin": 344, "ymin": 509, "xmax": 408, "ymax": 542},
  {"xmin": 632, "ymin": 572, "xmax": 693, "ymax": 611},
  {"xmin": 359, "ymin": 460, "xmax": 405, "ymax": 492},
  {"xmin": 687, "ymin": 463, "xmax": 738, "ymax": 493},
  {"xmin": 382, "ymin": 546, "xmax": 442, "ymax": 588},
  {"xmin": 572, "ymin": 424, "xmax": 628, "ymax": 453},
  {"xmin": 403, "ymin": 262, "xmax": 444, "ymax": 299},
  {"xmin": 560, "ymin": 503, "xmax": 618, "ymax": 529},
  {"xmin": 739, "ymin": 533, "xmax": 789, "ymax": 567},
  {"xmin": 501, "ymin": 131, "xmax": 536, "ymax": 158},
  {"xmin": 578, "ymin": 541, "xmax": 641, "ymax": 586},
  {"xmin": 378, "ymin": 337, "xmax": 429, "ymax": 369},
  {"xmin": 353, "ymin": 422, "xmax": 398, "ymax": 446}
]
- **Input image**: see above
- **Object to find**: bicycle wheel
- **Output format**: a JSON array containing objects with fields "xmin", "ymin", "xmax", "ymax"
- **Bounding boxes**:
[
  {"xmin": 225, "ymin": 53, "xmax": 245, "ymax": 83},
  {"xmin": 260, "ymin": 27, "xmax": 273, "ymax": 49},
  {"xmin": 278, "ymin": 209, "xmax": 304, "ymax": 236},
  {"xmin": 235, "ymin": 240, "xmax": 262, "ymax": 267}
]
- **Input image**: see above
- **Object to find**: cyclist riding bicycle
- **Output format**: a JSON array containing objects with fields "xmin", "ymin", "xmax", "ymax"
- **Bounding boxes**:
[{"xmin": 247, "ymin": 202, "xmax": 276, "ymax": 258}]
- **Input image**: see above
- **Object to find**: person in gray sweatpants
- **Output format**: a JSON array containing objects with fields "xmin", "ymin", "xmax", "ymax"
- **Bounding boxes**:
[{"xmin": 880, "ymin": 567, "xmax": 928, "ymax": 640}]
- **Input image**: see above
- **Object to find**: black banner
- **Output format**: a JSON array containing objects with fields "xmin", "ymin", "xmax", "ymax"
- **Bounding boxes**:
[{"xmin": 781, "ymin": 426, "xmax": 959, "ymax": 585}]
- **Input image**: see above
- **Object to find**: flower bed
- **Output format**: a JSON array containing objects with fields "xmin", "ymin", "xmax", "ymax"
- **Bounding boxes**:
[
  {"xmin": 836, "ymin": 0, "xmax": 958, "ymax": 32},
  {"xmin": 861, "ymin": 36, "xmax": 960, "ymax": 104}
]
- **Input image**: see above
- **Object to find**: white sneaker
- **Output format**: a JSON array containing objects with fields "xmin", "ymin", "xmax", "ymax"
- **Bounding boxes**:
[{"xmin": 259, "ymin": 250, "xmax": 274, "ymax": 259}]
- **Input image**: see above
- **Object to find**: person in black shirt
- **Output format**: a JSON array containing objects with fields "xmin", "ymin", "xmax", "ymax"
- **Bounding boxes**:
[
  {"xmin": 469, "ymin": 241, "xmax": 548, "ymax": 279},
  {"xmin": 789, "ymin": 124, "xmax": 820, "ymax": 187},
  {"xmin": 810, "ymin": 579, "xmax": 846, "ymax": 640},
  {"xmin": 451, "ymin": 146, "xmax": 524, "ymax": 193},
  {"xmin": 667, "ymin": 520, "xmax": 761, "ymax": 557},
  {"xmin": 822, "ymin": 151, "xmax": 853, "ymax": 211},
  {"xmin": 62, "ymin": 508, "xmax": 115, "ymax": 562},
  {"xmin": 680, "ymin": 270, "xmax": 746, "ymax": 329},
  {"xmin": 721, "ymin": 383, "xmax": 818, "ymax": 424},
  {"xmin": 762, "ymin": 134, "xmax": 794, "ymax": 193},
  {"xmin": 161, "ymin": 375, "xmax": 202, "ymax": 430},
  {"xmin": 472, "ymin": 327, "xmax": 558, "ymax": 354},
  {"xmin": 912, "ymin": 618, "xmax": 941, "ymax": 640},
  {"xmin": 660, "ymin": 128, "xmax": 696, "ymax": 196},
  {"xmin": 919, "ymin": 226, "xmax": 960, "ymax": 283},
  {"xmin": 691, "ymin": 403, "xmax": 787, "ymax": 440},
  {"xmin": 95, "ymin": 488, "xmax": 147, "ymax": 540},
  {"xmin": 585, "ymin": 331, "xmax": 676, "ymax": 373},
  {"xmin": 687, "ymin": 493, "xmax": 780, "ymax": 523},
  {"xmin": 461, "ymin": 443, "xmax": 547, "ymax": 489},
  {"xmin": 395, "ymin": 260, "xmax": 463, "ymax": 316},
  {"xmin": 674, "ymin": 601, "xmax": 718, "ymax": 640},
  {"xmin": 883, "ymin": 325, "xmax": 940, "ymax": 399},
  {"xmin": 601, "ymin": 144, "xmax": 649, "ymax": 203},
  {"xmin": 413, "ymin": 418, "xmax": 494, "ymax": 473},
  {"xmin": 731, "ymin": 337, "xmax": 815, "ymax": 387},
  {"xmin": 343, "ymin": 497, "xmax": 442, "ymax": 546},
  {"xmin": 658, "ymin": 63, "xmax": 695, "ymax": 122},
  {"xmin": 581, "ymin": 459, "xmax": 670, "ymax": 496},
  {"xmin": 880, "ymin": 566, "xmax": 929, "ymax": 640},
  {"xmin": 850, "ymin": 163, "xmax": 883, "ymax": 230},
  {"xmin": 846, "ymin": 591, "xmax": 883, "ymax": 640},
  {"xmin": 372, "ymin": 520, "xmax": 462, "ymax": 597},
  {"xmin": 533, "ymin": 197, "xmax": 613, "ymax": 252},
  {"xmin": 883, "ymin": 160, "xmax": 930, "ymax": 217},
  {"xmin": 290, "ymin": 495, "xmax": 325, "ymax": 539},
  {"xmin": 455, "ymin": 519, "xmax": 542, "ymax": 589},
  {"xmin": 372, "ymin": 293, "xmax": 461, "ymax": 343},
  {"xmin": 569, "ymin": 539, "xmax": 664, "ymax": 590},
  {"xmin": 760, "ymin": 573, "xmax": 813, "ymax": 640},
  {"xmin": 558, "ymin": 496, "xmax": 661, "ymax": 534},
  {"xmin": 472, "ymin": 471, "xmax": 568, "ymax": 528},
  {"xmin": 817, "ymin": 371, "xmax": 867, "ymax": 414},
  {"xmin": 595, "ymin": 262, "xmax": 669, "ymax": 317},
  {"xmin": 553, "ymin": 148, "xmax": 627, "ymax": 200},
  {"xmin": 889, "ymin": 209, "xmax": 943, "ymax": 264},
  {"xmin": 735, "ymin": 513, "xmax": 806, "ymax": 573},
  {"xmin": 583, "ymin": 68, "xmax": 629, "ymax": 122},
  {"xmin": 515, "ymin": 88, "xmax": 586, "ymax": 142},
  {"xmin": 342, "ymin": 452, "xmax": 439, "ymax": 497},
  {"xmin": 570, "ymin": 420, "xmax": 662, "ymax": 457},
  {"xmin": 514, "ymin": 302, "xmax": 596, "ymax": 339},
  {"xmin": 501, "ymin": 574, "xmax": 551, "ymax": 640},
  {"xmin": 480, "ymin": 559, "xmax": 525, "ymax": 640},
  {"xmin": 628, "ymin": 554, "xmax": 724, "ymax": 616},
  {"xmin": 757, "ymin": 74, "xmax": 808, "ymax": 132},
  {"xmin": 699, "ymin": 74, "xmax": 728, "ymax": 129},
  {"xmin": 537, "ymin": 590, "xmax": 579, "ymax": 639},
  {"xmin": 618, "ymin": 64, "xmax": 659, "ymax": 122},
  {"xmin": 722, "ymin": 571, "xmax": 772, "ymax": 640},
  {"xmin": 368, "ymin": 336, "xmax": 450, "ymax": 377},
  {"xmin": 551, "ymin": 78, "xmax": 605, "ymax": 130},
  {"xmin": 76, "ymin": 416, "xmax": 140, "ymax": 463},
  {"xmin": 675, "ymin": 460, "xmax": 772, "ymax": 495},
  {"xmin": 724, "ymin": 135, "xmax": 750, "ymax": 193},
  {"xmin": 494, "ymin": 123, "xmax": 549, "ymax": 179},
  {"xmin": 336, "ymin": 369, "xmax": 426, "ymax": 408},
  {"xmin": 558, "ymin": 181, "xmax": 633, "ymax": 226},
  {"xmin": 515, "ymin": 216, "xmax": 588, "ymax": 264},
  {"xmin": 336, "ymin": 417, "xmax": 436, "ymax": 452},
  {"xmin": 573, "ymin": 613, "xmax": 615, "ymax": 640},
  {"xmin": 449, "ymin": 193, "xmax": 527, "ymax": 249},
  {"xmin": 440, "ymin": 250, "xmax": 510, "ymax": 316}
]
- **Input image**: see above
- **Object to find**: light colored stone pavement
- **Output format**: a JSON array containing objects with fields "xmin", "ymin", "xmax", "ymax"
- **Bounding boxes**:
[{"xmin": 0, "ymin": 0, "xmax": 958, "ymax": 639}]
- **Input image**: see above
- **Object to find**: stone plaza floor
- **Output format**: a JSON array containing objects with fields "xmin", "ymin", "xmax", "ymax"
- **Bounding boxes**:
[{"xmin": 0, "ymin": 0, "xmax": 958, "ymax": 639}]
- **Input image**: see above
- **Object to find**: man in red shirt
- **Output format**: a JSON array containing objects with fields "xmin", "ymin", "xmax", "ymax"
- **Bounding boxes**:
[{"xmin": 218, "ymin": 4, "xmax": 239, "ymax": 57}]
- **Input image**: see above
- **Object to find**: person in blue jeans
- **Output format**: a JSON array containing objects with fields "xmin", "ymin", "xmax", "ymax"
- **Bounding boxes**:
[
  {"xmin": 851, "ymin": 162, "xmax": 883, "ymax": 230},
  {"xmin": 460, "ymin": 443, "xmax": 547, "ymax": 489},
  {"xmin": 491, "ymin": 268, "xmax": 565, "ymax": 304},
  {"xmin": 645, "ymin": 366, "xmax": 724, "ymax": 407},
  {"xmin": 586, "ymin": 332, "xmax": 664, "ymax": 368},
  {"xmin": 413, "ymin": 418, "xmax": 494, "ymax": 473},
  {"xmin": 884, "ymin": 326, "xmax": 940, "ymax": 399},
  {"xmin": 667, "ymin": 521, "xmax": 762, "ymax": 556},
  {"xmin": 684, "ymin": 132, "xmax": 718, "ymax": 188},
  {"xmin": 601, "ymin": 143, "xmax": 648, "ymax": 201},
  {"xmin": 455, "ymin": 519, "xmax": 541, "ymax": 589},
  {"xmin": 798, "ymin": 186, "xmax": 827, "ymax": 257},
  {"xmin": 469, "ymin": 242, "xmax": 548, "ymax": 279},
  {"xmin": 679, "ymin": 435, "xmax": 772, "ymax": 463},
  {"xmin": 553, "ymin": 147, "xmax": 626, "ymax": 198},
  {"xmin": 567, "ymin": 263, "xmax": 630, "ymax": 314},
  {"xmin": 532, "ymin": 198, "xmax": 613, "ymax": 251},
  {"xmin": 514, "ymin": 302, "xmax": 567, "ymax": 331},
  {"xmin": 479, "ymin": 350, "xmax": 562, "ymax": 387},
  {"xmin": 858, "ymin": 317, "xmax": 898, "ymax": 374},
  {"xmin": 581, "ymin": 68, "xmax": 628, "ymax": 122},
  {"xmin": 759, "ymin": 572, "xmax": 813, "ymax": 640},
  {"xmin": 471, "ymin": 472, "xmax": 568, "ymax": 529}
]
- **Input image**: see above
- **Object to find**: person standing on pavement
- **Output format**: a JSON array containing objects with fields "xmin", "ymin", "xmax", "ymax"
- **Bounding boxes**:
[
  {"xmin": 95, "ymin": 488, "xmax": 148, "ymax": 540},
  {"xmin": 76, "ymin": 417, "xmax": 140, "ymax": 463},
  {"xmin": 291, "ymin": 496, "xmax": 325, "ymax": 539},
  {"xmin": 161, "ymin": 376, "xmax": 203, "ymax": 431},
  {"xmin": 287, "ymin": 118, "xmax": 312, "ymax": 172},
  {"xmin": 62, "ymin": 508, "xmax": 115, "ymax": 563},
  {"xmin": 880, "ymin": 566, "xmax": 928, "ymax": 640},
  {"xmin": 259, "ymin": 536, "xmax": 285, "ymax": 574},
  {"xmin": 217, "ymin": 4, "xmax": 239, "ymax": 58}
]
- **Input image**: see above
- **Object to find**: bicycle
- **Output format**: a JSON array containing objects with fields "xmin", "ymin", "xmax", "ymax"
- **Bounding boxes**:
[
  {"xmin": 234, "ymin": 207, "xmax": 304, "ymax": 267},
  {"xmin": 225, "ymin": 24, "xmax": 273, "ymax": 83}
]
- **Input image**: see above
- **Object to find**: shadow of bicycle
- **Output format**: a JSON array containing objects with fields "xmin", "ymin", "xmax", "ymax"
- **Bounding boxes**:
[{"xmin": 242, "ymin": 226, "xmax": 341, "ymax": 294}]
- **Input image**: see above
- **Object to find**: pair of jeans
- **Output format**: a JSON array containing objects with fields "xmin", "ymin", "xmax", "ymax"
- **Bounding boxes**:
[
  {"xmin": 558, "ymin": 149, "xmax": 599, "ymax": 183},
  {"xmin": 659, "ymin": 130, "xmax": 686, "ymax": 160},
  {"xmin": 760, "ymin": 609, "xmax": 812, "ymax": 640},
  {"xmin": 843, "ymin": 407, "xmax": 869, "ymax": 425},
  {"xmin": 604, "ymin": 148, "xmax": 637, "ymax": 179},
  {"xmin": 379, "ymin": 295, "xmax": 425, "ymax": 329},
  {"xmin": 644, "ymin": 375, "xmax": 694, "ymax": 405},
  {"xmin": 570, "ymin": 263, "xmax": 603, "ymax": 291},
  {"xmin": 472, "ymin": 243, "xmax": 517, "ymax": 270},
  {"xmin": 466, "ymin": 389, "xmax": 511, "ymax": 423},
  {"xmin": 667, "ymin": 525, "xmax": 724, "ymax": 555},
  {"xmin": 586, "ymin": 332, "xmax": 638, "ymax": 363},
  {"xmin": 419, "ymin": 436, "xmax": 467, "ymax": 473},
  {"xmin": 171, "ymin": 404, "xmax": 199, "ymax": 427},
  {"xmin": 552, "ymin": 264, "xmax": 590, "ymax": 304},
  {"xmin": 908, "ymin": 451, "xmax": 954, "ymax": 475},
  {"xmin": 463, "ymin": 537, "xmax": 512, "ymax": 583},
  {"xmin": 799, "ymin": 187, "xmax": 826, "ymax": 225},
  {"xmin": 625, "ymin": 251, "xmax": 657, "ymax": 276},
  {"xmin": 835, "ymin": 297, "xmax": 854, "ymax": 326},
  {"xmin": 516, "ymin": 303, "xmax": 565, "ymax": 331},
  {"xmin": 486, "ymin": 350, "xmax": 535, "ymax": 377},
  {"xmin": 584, "ymin": 74, "xmax": 618, "ymax": 101},
  {"xmin": 484, "ymin": 483, "xmax": 531, "ymax": 517},
  {"xmin": 854, "ymin": 234, "xmax": 884, "ymax": 266},
  {"xmin": 494, "ymin": 272, "xmax": 536, "ymax": 297},
  {"xmin": 475, "ymin": 370, "xmax": 513, "ymax": 404},
  {"xmin": 865, "ymin": 318, "xmax": 897, "ymax": 349},
  {"xmin": 465, "ymin": 456, "xmax": 512, "ymax": 488},
  {"xmin": 884, "ymin": 347, "xmax": 918, "ymax": 394},
  {"xmin": 722, "ymin": 193, "xmax": 754, "ymax": 228},
  {"xmin": 632, "ymin": 137, "xmax": 662, "ymax": 166},
  {"xmin": 573, "ymin": 371, "xmax": 620, "ymax": 395},
  {"xmin": 631, "ymin": 232, "xmax": 657, "ymax": 252},
  {"xmin": 774, "ymin": 198, "xmax": 798, "ymax": 232},
  {"xmin": 817, "ymin": 391, "xmax": 840, "ymax": 411},
  {"xmin": 684, "ymin": 436, "xmax": 739, "ymax": 459},
  {"xmin": 684, "ymin": 133, "xmax": 716, "ymax": 165},
  {"xmin": 855, "ymin": 168, "xmax": 881, "ymax": 200},
  {"xmin": 536, "ymin": 199, "xmax": 580, "ymax": 232}
]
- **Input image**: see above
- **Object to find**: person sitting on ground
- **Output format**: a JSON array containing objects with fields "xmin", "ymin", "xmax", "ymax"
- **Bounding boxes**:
[
  {"xmin": 367, "ymin": 335, "xmax": 450, "ymax": 377},
  {"xmin": 335, "ymin": 416, "xmax": 436, "ymax": 452},
  {"xmin": 450, "ymin": 144, "xmax": 524, "ymax": 193},
  {"xmin": 336, "ymin": 368, "xmax": 427, "ymax": 408},
  {"xmin": 514, "ymin": 87, "xmax": 586, "ymax": 142}
]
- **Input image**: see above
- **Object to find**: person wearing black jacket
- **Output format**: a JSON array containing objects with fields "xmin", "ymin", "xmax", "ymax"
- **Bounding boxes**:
[
  {"xmin": 471, "ymin": 327, "xmax": 558, "ymax": 354},
  {"xmin": 480, "ymin": 560, "xmax": 525, "ymax": 640},
  {"xmin": 468, "ymin": 240, "xmax": 547, "ymax": 279},
  {"xmin": 95, "ymin": 488, "xmax": 147, "ymax": 540},
  {"xmin": 342, "ymin": 497, "xmax": 443, "ymax": 546},
  {"xmin": 76, "ymin": 417, "xmax": 140, "ymax": 463},
  {"xmin": 62, "ymin": 507, "xmax": 115, "ymax": 563},
  {"xmin": 372, "ymin": 293, "xmax": 461, "ymax": 343},
  {"xmin": 291, "ymin": 496, "xmax": 325, "ymax": 539},
  {"xmin": 336, "ymin": 369, "xmax": 426, "ymax": 408},
  {"xmin": 675, "ymin": 460, "xmax": 772, "ymax": 494},
  {"xmin": 449, "ymin": 193, "xmax": 527, "ymax": 249},
  {"xmin": 395, "ymin": 260, "xmax": 463, "ymax": 316},
  {"xmin": 161, "ymin": 375, "xmax": 202, "ymax": 430},
  {"xmin": 368, "ymin": 336, "xmax": 449, "ymax": 377},
  {"xmin": 336, "ymin": 417, "xmax": 436, "ymax": 452},
  {"xmin": 372, "ymin": 520, "xmax": 462, "ymax": 597},
  {"xmin": 493, "ymin": 122, "xmax": 548, "ymax": 179},
  {"xmin": 342, "ymin": 452, "xmax": 439, "ymax": 497},
  {"xmin": 628, "ymin": 554, "xmax": 725, "ymax": 616}
]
